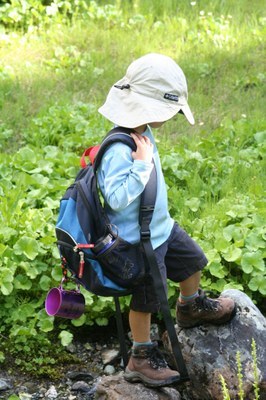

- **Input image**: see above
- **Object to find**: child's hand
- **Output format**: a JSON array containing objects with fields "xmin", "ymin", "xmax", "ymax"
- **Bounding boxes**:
[{"xmin": 131, "ymin": 133, "xmax": 154, "ymax": 163}]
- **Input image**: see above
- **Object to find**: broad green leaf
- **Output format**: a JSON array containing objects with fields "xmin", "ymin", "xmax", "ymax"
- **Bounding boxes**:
[
  {"xmin": 0, "ymin": 281, "xmax": 13, "ymax": 295},
  {"xmin": 13, "ymin": 237, "xmax": 39, "ymax": 260},
  {"xmin": 249, "ymin": 277, "xmax": 266, "ymax": 294},
  {"xmin": 39, "ymin": 275, "xmax": 52, "ymax": 291},
  {"xmin": 223, "ymin": 282, "xmax": 244, "ymax": 291},
  {"xmin": 0, "ymin": 227, "xmax": 17, "ymax": 241},
  {"xmin": 209, "ymin": 279, "xmax": 227, "ymax": 292},
  {"xmin": 222, "ymin": 246, "xmax": 242, "ymax": 262},
  {"xmin": 25, "ymin": 264, "xmax": 39, "ymax": 279},
  {"xmin": 226, "ymin": 210, "xmax": 237, "ymax": 219},
  {"xmin": 248, "ymin": 276, "xmax": 262, "ymax": 291},
  {"xmin": 205, "ymin": 249, "xmax": 221, "ymax": 263},
  {"xmin": 245, "ymin": 231, "xmax": 265, "ymax": 251},
  {"xmin": 185, "ymin": 150, "xmax": 203, "ymax": 161},
  {"xmin": 214, "ymin": 236, "xmax": 231, "ymax": 251},
  {"xmin": 39, "ymin": 318, "xmax": 54, "ymax": 332},
  {"xmin": 258, "ymin": 280, "xmax": 266, "ymax": 295},
  {"xmin": 71, "ymin": 313, "xmax": 86, "ymax": 327},
  {"xmin": 83, "ymin": 291, "xmax": 94, "ymax": 306},
  {"xmin": 14, "ymin": 274, "xmax": 32, "ymax": 290},
  {"xmin": 51, "ymin": 265, "xmax": 64, "ymax": 281},
  {"xmin": 7, "ymin": 395, "xmax": 20, "ymax": 400},
  {"xmin": 12, "ymin": 304, "xmax": 35, "ymax": 322},
  {"xmin": 209, "ymin": 261, "xmax": 226, "ymax": 278},
  {"xmin": 252, "ymin": 215, "xmax": 266, "ymax": 228},
  {"xmin": 223, "ymin": 225, "xmax": 235, "ymax": 242},
  {"xmin": 44, "ymin": 145, "xmax": 60, "ymax": 158},
  {"xmin": 241, "ymin": 262, "xmax": 253, "ymax": 274},
  {"xmin": 59, "ymin": 330, "xmax": 73, "ymax": 346},
  {"xmin": 15, "ymin": 147, "xmax": 37, "ymax": 163},
  {"xmin": 0, "ymin": 243, "xmax": 7, "ymax": 256},
  {"xmin": 37, "ymin": 310, "xmax": 54, "ymax": 332},
  {"xmin": 254, "ymin": 131, "xmax": 266, "ymax": 144},
  {"xmin": 241, "ymin": 251, "xmax": 265, "ymax": 272},
  {"xmin": 185, "ymin": 197, "xmax": 201, "ymax": 212},
  {"xmin": 0, "ymin": 351, "xmax": 5, "ymax": 363},
  {"xmin": 0, "ymin": 268, "xmax": 14, "ymax": 283},
  {"xmin": 96, "ymin": 317, "xmax": 109, "ymax": 326},
  {"xmin": 10, "ymin": 326, "xmax": 37, "ymax": 337},
  {"xmin": 31, "ymin": 174, "xmax": 49, "ymax": 186}
]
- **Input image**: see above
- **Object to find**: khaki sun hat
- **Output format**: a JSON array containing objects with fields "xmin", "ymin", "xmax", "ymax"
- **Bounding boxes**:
[{"xmin": 98, "ymin": 53, "xmax": 194, "ymax": 128}]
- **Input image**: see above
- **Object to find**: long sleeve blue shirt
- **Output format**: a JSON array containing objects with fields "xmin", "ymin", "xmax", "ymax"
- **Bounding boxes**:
[{"xmin": 97, "ymin": 126, "xmax": 174, "ymax": 249}]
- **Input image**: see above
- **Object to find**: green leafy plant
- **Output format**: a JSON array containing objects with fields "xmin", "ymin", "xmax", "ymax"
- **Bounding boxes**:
[
  {"xmin": 236, "ymin": 351, "xmax": 244, "ymax": 400},
  {"xmin": 0, "ymin": 0, "xmax": 92, "ymax": 31},
  {"xmin": 251, "ymin": 338, "xmax": 260, "ymax": 400},
  {"xmin": 220, "ymin": 376, "xmax": 231, "ymax": 400},
  {"xmin": 220, "ymin": 339, "xmax": 261, "ymax": 400}
]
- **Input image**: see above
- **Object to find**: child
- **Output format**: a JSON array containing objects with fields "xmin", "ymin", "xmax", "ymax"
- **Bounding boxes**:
[{"xmin": 97, "ymin": 53, "xmax": 236, "ymax": 387}]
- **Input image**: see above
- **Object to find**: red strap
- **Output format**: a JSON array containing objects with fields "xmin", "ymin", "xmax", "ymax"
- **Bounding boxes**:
[
  {"xmin": 80, "ymin": 145, "xmax": 100, "ymax": 168},
  {"xmin": 76, "ymin": 244, "xmax": 95, "ymax": 249}
]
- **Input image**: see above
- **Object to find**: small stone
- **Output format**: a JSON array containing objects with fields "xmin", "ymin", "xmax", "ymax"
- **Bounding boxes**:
[
  {"xmin": 103, "ymin": 365, "xmax": 116, "ymax": 375},
  {"xmin": 66, "ymin": 371, "xmax": 94, "ymax": 382},
  {"xmin": 101, "ymin": 348, "xmax": 120, "ymax": 365},
  {"xmin": 0, "ymin": 378, "xmax": 12, "ymax": 391},
  {"xmin": 66, "ymin": 344, "xmax": 76, "ymax": 354},
  {"xmin": 150, "ymin": 323, "xmax": 160, "ymax": 341},
  {"xmin": 71, "ymin": 380, "xmax": 90, "ymax": 393},
  {"xmin": 17, "ymin": 394, "xmax": 32, "ymax": 400},
  {"xmin": 83, "ymin": 342, "xmax": 93, "ymax": 350},
  {"xmin": 45, "ymin": 385, "xmax": 58, "ymax": 399}
]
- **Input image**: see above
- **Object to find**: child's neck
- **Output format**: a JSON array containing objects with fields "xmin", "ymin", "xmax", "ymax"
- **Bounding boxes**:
[{"xmin": 133, "ymin": 125, "xmax": 147, "ymax": 134}]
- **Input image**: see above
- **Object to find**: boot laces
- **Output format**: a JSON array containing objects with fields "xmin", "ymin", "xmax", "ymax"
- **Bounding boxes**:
[
  {"xmin": 147, "ymin": 346, "xmax": 168, "ymax": 370},
  {"xmin": 193, "ymin": 290, "xmax": 220, "ymax": 312}
]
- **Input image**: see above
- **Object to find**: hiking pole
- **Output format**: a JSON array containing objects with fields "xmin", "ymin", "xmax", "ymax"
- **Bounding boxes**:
[{"xmin": 114, "ymin": 296, "xmax": 129, "ymax": 367}]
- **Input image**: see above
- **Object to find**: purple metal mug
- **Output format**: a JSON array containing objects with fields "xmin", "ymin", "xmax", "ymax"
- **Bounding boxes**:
[{"xmin": 45, "ymin": 285, "xmax": 85, "ymax": 319}]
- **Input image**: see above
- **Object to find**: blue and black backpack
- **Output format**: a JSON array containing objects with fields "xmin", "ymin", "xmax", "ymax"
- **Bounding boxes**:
[{"xmin": 55, "ymin": 126, "xmax": 156, "ymax": 297}]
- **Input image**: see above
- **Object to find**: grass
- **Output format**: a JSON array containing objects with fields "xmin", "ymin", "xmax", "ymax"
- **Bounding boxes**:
[{"xmin": 0, "ymin": 0, "xmax": 265, "ymax": 146}]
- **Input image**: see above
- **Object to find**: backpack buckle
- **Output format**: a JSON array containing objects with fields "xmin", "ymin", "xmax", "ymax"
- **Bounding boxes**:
[
  {"xmin": 140, "ymin": 228, "xmax": 151, "ymax": 240},
  {"xmin": 140, "ymin": 205, "xmax": 155, "ymax": 212}
]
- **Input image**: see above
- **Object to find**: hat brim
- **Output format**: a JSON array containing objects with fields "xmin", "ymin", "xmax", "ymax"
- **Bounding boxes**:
[{"xmin": 98, "ymin": 86, "xmax": 194, "ymax": 128}]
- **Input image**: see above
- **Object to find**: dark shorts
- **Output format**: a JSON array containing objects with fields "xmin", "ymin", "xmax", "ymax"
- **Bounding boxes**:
[{"xmin": 130, "ymin": 222, "xmax": 208, "ymax": 313}]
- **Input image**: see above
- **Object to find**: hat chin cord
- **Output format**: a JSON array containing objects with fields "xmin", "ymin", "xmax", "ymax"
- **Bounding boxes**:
[{"xmin": 114, "ymin": 84, "xmax": 131, "ymax": 90}]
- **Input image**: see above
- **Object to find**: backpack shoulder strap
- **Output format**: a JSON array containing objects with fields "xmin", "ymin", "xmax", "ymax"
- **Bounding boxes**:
[
  {"xmin": 139, "ymin": 162, "xmax": 157, "ymax": 237},
  {"xmin": 93, "ymin": 126, "xmax": 137, "ymax": 172}
]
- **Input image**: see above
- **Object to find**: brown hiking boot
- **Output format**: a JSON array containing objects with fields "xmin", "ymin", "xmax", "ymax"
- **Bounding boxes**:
[
  {"xmin": 176, "ymin": 289, "xmax": 236, "ymax": 328},
  {"xmin": 124, "ymin": 342, "xmax": 180, "ymax": 387}
]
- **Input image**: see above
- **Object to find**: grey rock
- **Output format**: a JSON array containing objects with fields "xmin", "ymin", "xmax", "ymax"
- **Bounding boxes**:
[
  {"xmin": 103, "ymin": 365, "xmax": 116, "ymax": 375},
  {"xmin": 95, "ymin": 374, "xmax": 181, "ymax": 399},
  {"xmin": 66, "ymin": 371, "xmax": 94, "ymax": 382},
  {"xmin": 0, "ymin": 378, "xmax": 12, "ymax": 391},
  {"xmin": 45, "ymin": 385, "xmax": 58, "ymax": 399},
  {"xmin": 71, "ymin": 380, "xmax": 91, "ymax": 393},
  {"xmin": 66, "ymin": 344, "xmax": 76, "ymax": 354},
  {"xmin": 164, "ymin": 289, "xmax": 266, "ymax": 400}
]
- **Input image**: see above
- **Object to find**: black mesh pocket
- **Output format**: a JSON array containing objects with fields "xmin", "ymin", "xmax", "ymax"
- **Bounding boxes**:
[{"xmin": 96, "ymin": 237, "xmax": 147, "ymax": 288}]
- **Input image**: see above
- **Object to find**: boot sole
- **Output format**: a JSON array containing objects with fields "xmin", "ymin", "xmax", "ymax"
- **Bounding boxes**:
[
  {"xmin": 124, "ymin": 369, "xmax": 181, "ymax": 388},
  {"xmin": 177, "ymin": 304, "xmax": 237, "ymax": 329}
]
